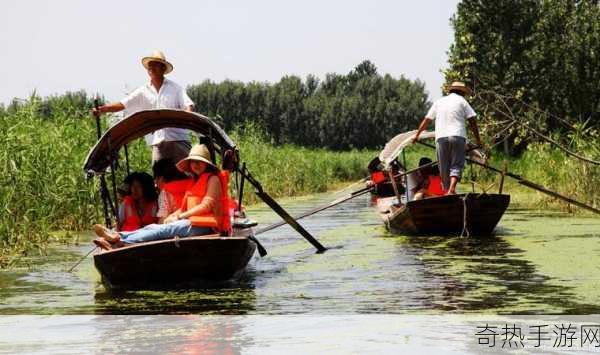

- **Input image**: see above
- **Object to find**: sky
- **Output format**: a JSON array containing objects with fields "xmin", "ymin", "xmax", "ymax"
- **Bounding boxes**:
[{"xmin": 0, "ymin": 0, "xmax": 460, "ymax": 105}]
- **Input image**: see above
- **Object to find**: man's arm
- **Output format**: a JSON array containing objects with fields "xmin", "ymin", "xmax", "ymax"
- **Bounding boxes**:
[
  {"xmin": 92, "ymin": 102, "xmax": 125, "ymax": 117},
  {"xmin": 412, "ymin": 118, "xmax": 432, "ymax": 143}
]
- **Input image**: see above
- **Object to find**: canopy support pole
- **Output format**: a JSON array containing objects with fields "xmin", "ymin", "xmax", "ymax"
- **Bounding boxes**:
[
  {"xmin": 107, "ymin": 136, "xmax": 119, "ymax": 221},
  {"xmin": 237, "ymin": 162, "xmax": 246, "ymax": 212},
  {"xmin": 93, "ymin": 99, "xmax": 113, "ymax": 228},
  {"xmin": 402, "ymin": 149, "xmax": 408, "ymax": 203},
  {"xmin": 124, "ymin": 144, "xmax": 131, "ymax": 175}
]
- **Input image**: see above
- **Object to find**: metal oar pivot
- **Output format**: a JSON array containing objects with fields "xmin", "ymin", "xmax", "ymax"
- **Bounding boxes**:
[{"xmin": 239, "ymin": 167, "xmax": 327, "ymax": 253}]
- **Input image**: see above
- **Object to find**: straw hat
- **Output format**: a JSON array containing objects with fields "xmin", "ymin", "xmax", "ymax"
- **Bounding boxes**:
[
  {"xmin": 447, "ymin": 81, "xmax": 472, "ymax": 96},
  {"xmin": 176, "ymin": 144, "xmax": 217, "ymax": 173},
  {"xmin": 141, "ymin": 50, "xmax": 173, "ymax": 74}
]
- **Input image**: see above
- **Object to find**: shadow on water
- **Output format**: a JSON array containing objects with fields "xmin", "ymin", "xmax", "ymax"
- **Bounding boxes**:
[{"xmin": 396, "ymin": 219, "xmax": 600, "ymax": 314}]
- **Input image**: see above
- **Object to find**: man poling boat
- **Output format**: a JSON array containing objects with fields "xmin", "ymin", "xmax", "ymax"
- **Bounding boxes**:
[
  {"xmin": 367, "ymin": 81, "xmax": 600, "ymax": 237},
  {"xmin": 367, "ymin": 129, "xmax": 508, "ymax": 236},
  {"xmin": 92, "ymin": 50, "xmax": 195, "ymax": 164},
  {"xmin": 82, "ymin": 109, "xmax": 328, "ymax": 289},
  {"xmin": 412, "ymin": 81, "xmax": 485, "ymax": 195}
]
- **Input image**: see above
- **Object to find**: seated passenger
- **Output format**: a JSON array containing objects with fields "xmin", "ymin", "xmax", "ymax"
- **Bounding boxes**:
[
  {"xmin": 413, "ymin": 157, "xmax": 446, "ymax": 200},
  {"xmin": 117, "ymin": 172, "xmax": 158, "ymax": 231},
  {"xmin": 152, "ymin": 158, "xmax": 194, "ymax": 224},
  {"xmin": 93, "ymin": 144, "xmax": 228, "ymax": 250}
]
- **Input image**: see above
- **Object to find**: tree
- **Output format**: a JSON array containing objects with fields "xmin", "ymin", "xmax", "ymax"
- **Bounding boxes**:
[
  {"xmin": 187, "ymin": 61, "xmax": 430, "ymax": 150},
  {"xmin": 446, "ymin": 0, "xmax": 600, "ymax": 154}
]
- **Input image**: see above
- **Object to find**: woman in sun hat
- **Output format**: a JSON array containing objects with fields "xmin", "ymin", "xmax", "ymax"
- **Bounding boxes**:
[
  {"xmin": 93, "ymin": 144, "xmax": 227, "ymax": 250},
  {"xmin": 91, "ymin": 50, "xmax": 195, "ymax": 164}
]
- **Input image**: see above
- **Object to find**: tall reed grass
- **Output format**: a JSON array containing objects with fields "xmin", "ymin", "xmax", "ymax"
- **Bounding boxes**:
[{"xmin": 0, "ymin": 95, "xmax": 375, "ymax": 267}]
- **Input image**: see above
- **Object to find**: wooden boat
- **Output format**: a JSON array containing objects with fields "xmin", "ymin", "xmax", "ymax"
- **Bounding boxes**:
[
  {"xmin": 83, "ymin": 109, "xmax": 259, "ymax": 289},
  {"xmin": 369, "ymin": 130, "xmax": 510, "ymax": 236},
  {"xmin": 376, "ymin": 193, "xmax": 510, "ymax": 236},
  {"xmin": 94, "ymin": 234, "xmax": 257, "ymax": 290}
]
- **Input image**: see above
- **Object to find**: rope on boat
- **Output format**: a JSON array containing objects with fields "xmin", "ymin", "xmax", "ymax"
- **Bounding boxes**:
[{"xmin": 460, "ymin": 193, "xmax": 470, "ymax": 238}]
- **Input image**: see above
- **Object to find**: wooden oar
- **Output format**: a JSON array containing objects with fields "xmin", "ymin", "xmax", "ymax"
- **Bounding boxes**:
[
  {"xmin": 239, "ymin": 167, "xmax": 328, "ymax": 253},
  {"xmin": 417, "ymin": 141, "xmax": 600, "ymax": 215},
  {"xmin": 68, "ymin": 99, "xmax": 114, "ymax": 272},
  {"xmin": 67, "ymin": 246, "xmax": 98, "ymax": 273},
  {"xmin": 255, "ymin": 186, "xmax": 373, "ymax": 236}
]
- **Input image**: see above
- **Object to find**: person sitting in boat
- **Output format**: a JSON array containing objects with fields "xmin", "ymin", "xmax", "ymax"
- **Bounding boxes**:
[
  {"xmin": 117, "ymin": 172, "xmax": 158, "ymax": 231},
  {"xmin": 152, "ymin": 158, "xmax": 194, "ymax": 224},
  {"xmin": 412, "ymin": 157, "xmax": 446, "ymax": 200},
  {"xmin": 93, "ymin": 144, "xmax": 229, "ymax": 250}
]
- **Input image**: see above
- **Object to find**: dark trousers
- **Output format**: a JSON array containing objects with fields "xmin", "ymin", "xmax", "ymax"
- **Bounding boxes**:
[{"xmin": 436, "ymin": 136, "xmax": 466, "ymax": 190}]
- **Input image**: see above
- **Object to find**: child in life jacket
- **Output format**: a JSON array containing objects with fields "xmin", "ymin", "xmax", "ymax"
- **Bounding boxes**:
[
  {"xmin": 413, "ymin": 157, "xmax": 447, "ymax": 200},
  {"xmin": 152, "ymin": 158, "xmax": 194, "ymax": 224},
  {"xmin": 117, "ymin": 172, "xmax": 158, "ymax": 231}
]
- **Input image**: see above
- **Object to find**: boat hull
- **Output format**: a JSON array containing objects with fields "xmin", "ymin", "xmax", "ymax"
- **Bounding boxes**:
[
  {"xmin": 376, "ymin": 193, "xmax": 510, "ymax": 236},
  {"xmin": 93, "ymin": 234, "xmax": 256, "ymax": 290}
]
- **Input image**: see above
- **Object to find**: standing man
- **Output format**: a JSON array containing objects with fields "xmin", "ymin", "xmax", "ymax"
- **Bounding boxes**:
[
  {"xmin": 412, "ymin": 81, "xmax": 483, "ymax": 195},
  {"xmin": 92, "ymin": 50, "xmax": 195, "ymax": 163}
]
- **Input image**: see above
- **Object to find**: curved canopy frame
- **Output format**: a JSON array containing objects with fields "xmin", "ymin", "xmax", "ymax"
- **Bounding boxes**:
[{"xmin": 83, "ymin": 109, "xmax": 237, "ymax": 174}]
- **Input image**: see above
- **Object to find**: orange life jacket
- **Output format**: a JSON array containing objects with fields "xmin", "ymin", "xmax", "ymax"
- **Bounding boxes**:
[
  {"xmin": 121, "ymin": 196, "xmax": 158, "ymax": 232},
  {"xmin": 162, "ymin": 178, "xmax": 194, "ymax": 208},
  {"xmin": 426, "ymin": 175, "xmax": 446, "ymax": 196},
  {"xmin": 181, "ymin": 171, "xmax": 232, "ymax": 234}
]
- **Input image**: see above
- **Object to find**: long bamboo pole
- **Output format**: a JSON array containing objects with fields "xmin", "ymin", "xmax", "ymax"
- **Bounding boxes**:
[{"xmin": 417, "ymin": 141, "xmax": 600, "ymax": 215}]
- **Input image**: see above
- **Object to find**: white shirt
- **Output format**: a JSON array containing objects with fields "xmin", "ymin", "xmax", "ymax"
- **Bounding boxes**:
[
  {"xmin": 425, "ymin": 93, "xmax": 476, "ymax": 139},
  {"xmin": 120, "ymin": 78, "xmax": 195, "ymax": 145}
]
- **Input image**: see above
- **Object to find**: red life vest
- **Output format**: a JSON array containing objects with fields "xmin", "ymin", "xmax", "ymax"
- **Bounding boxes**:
[
  {"xmin": 181, "ymin": 171, "xmax": 232, "ymax": 235},
  {"xmin": 120, "ymin": 196, "xmax": 158, "ymax": 232},
  {"xmin": 371, "ymin": 171, "xmax": 386, "ymax": 184},
  {"xmin": 162, "ymin": 178, "xmax": 194, "ymax": 208},
  {"xmin": 426, "ymin": 175, "xmax": 446, "ymax": 196}
]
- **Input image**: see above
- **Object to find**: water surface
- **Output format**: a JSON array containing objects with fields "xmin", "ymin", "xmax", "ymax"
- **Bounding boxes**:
[{"xmin": 1, "ymin": 192, "xmax": 599, "ymax": 315}]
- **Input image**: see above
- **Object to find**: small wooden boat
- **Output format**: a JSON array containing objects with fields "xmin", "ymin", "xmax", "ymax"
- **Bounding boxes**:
[
  {"xmin": 376, "ymin": 193, "xmax": 510, "ymax": 236},
  {"xmin": 369, "ymin": 130, "xmax": 510, "ymax": 236},
  {"xmin": 94, "ymin": 234, "xmax": 257, "ymax": 290},
  {"xmin": 83, "ymin": 109, "xmax": 260, "ymax": 289}
]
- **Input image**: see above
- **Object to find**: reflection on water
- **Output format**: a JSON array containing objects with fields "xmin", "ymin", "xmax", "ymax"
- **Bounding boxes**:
[{"xmin": 0, "ymin": 192, "xmax": 599, "ymax": 315}]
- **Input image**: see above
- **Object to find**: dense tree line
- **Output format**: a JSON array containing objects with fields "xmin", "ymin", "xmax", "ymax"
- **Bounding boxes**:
[
  {"xmin": 446, "ymin": 0, "xmax": 600, "ymax": 153},
  {"xmin": 1, "ymin": 61, "xmax": 429, "ymax": 151},
  {"xmin": 188, "ymin": 60, "xmax": 430, "ymax": 150}
]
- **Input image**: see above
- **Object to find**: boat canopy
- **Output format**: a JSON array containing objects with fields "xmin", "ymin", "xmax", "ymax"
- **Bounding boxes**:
[
  {"xmin": 378, "ymin": 130, "xmax": 486, "ymax": 169},
  {"xmin": 83, "ymin": 109, "xmax": 237, "ymax": 174}
]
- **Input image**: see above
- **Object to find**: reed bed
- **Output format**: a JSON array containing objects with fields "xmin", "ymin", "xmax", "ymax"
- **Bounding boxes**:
[
  {"xmin": 0, "ymin": 97, "xmax": 375, "ymax": 267},
  {"xmin": 2, "ymin": 94, "xmax": 597, "ymax": 267}
]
